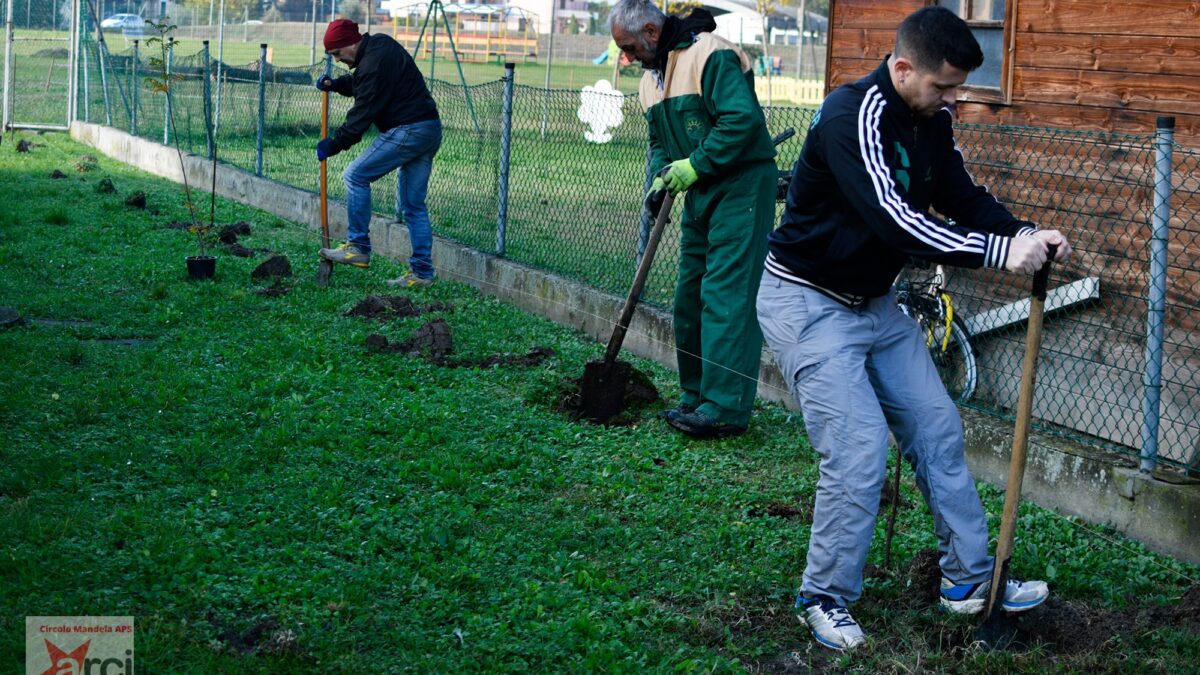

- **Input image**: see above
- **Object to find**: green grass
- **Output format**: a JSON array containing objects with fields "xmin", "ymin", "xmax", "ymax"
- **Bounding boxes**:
[{"xmin": 2, "ymin": 132, "xmax": 1198, "ymax": 672}]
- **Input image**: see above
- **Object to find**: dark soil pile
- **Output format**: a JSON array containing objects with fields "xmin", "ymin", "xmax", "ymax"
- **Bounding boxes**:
[
  {"xmin": 747, "ymin": 500, "xmax": 811, "ymax": 522},
  {"xmin": 49, "ymin": 169, "xmax": 67, "ymax": 179},
  {"xmin": 209, "ymin": 614, "xmax": 301, "ymax": 657},
  {"xmin": 366, "ymin": 319, "xmax": 554, "ymax": 369},
  {"xmin": 344, "ymin": 295, "xmax": 452, "ymax": 321},
  {"xmin": 124, "ymin": 191, "xmax": 146, "ymax": 209},
  {"xmin": 556, "ymin": 364, "xmax": 661, "ymax": 425},
  {"xmin": 1013, "ymin": 583, "xmax": 1200, "ymax": 653},
  {"xmin": 366, "ymin": 318, "xmax": 454, "ymax": 364},
  {"xmin": 218, "ymin": 221, "xmax": 252, "ymax": 243},
  {"xmin": 251, "ymin": 255, "xmax": 292, "ymax": 281},
  {"xmin": 95, "ymin": 178, "xmax": 116, "ymax": 193},
  {"xmin": 1, "ymin": 306, "xmax": 27, "ymax": 329}
]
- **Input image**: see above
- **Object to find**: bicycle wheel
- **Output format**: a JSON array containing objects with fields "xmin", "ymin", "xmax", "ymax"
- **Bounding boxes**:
[{"xmin": 928, "ymin": 316, "xmax": 978, "ymax": 403}]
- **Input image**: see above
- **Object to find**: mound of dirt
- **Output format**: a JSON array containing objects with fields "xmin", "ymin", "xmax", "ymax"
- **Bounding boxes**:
[
  {"xmin": 75, "ymin": 155, "xmax": 98, "ymax": 171},
  {"xmin": 251, "ymin": 255, "xmax": 292, "ymax": 281},
  {"xmin": 124, "ymin": 191, "xmax": 146, "ymax": 208},
  {"xmin": 217, "ymin": 221, "xmax": 252, "ymax": 243},
  {"xmin": 211, "ymin": 615, "xmax": 301, "ymax": 656},
  {"xmin": 366, "ymin": 318, "xmax": 454, "ymax": 364},
  {"xmin": 49, "ymin": 169, "xmax": 67, "ymax": 179},
  {"xmin": 748, "ymin": 500, "xmax": 811, "ymax": 522},
  {"xmin": 555, "ymin": 364, "xmax": 661, "ymax": 425},
  {"xmin": 1014, "ymin": 583, "xmax": 1200, "ymax": 653},
  {"xmin": 224, "ymin": 243, "xmax": 256, "ymax": 258},
  {"xmin": 366, "ymin": 320, "xmax": 553, "ymax": 369},
  {"xmin": 95, "ymin": 178, "xmax": 116, "ymax": 193},
  {"xmin": 345, "ymin": 294, "xmax": 452, "ymax": 320}
]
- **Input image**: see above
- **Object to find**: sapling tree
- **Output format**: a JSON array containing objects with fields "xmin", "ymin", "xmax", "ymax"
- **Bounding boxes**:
[{"xmin": 144, "ymin": 18, "xmax": 211, "ymax": 258}]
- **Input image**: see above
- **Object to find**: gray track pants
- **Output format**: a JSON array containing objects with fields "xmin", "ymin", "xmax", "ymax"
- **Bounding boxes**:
[{"xmin": 756, "ymin": 276, "xmax": 993, "ymax": 606}]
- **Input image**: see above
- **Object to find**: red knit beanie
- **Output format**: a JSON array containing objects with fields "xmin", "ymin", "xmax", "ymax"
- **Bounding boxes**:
[{"xmin": 324, "ymin": 19, "xmax": 362, "ymax": 51}]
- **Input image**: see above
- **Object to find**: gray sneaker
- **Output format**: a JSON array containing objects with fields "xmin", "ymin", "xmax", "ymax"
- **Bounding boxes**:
[
  {"xmin": 385, "ymin": 274, "xmax": 433, "ymax": 288},
  {"xmin": 939, "ymin": 576, "xmax": 1049, "ymax": 615},
  {"xmin": 319, "ymin": 243, "xmax": 370, "ymax": 268},
  {"xmin": 796, "ymin": 595, "xmax": 865, "ymax": 651}
]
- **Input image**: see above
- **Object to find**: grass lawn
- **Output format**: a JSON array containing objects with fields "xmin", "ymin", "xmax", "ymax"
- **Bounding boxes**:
[{"xmin": 1, "ymin": 131, "xmax": 1198, "ymax": 672}]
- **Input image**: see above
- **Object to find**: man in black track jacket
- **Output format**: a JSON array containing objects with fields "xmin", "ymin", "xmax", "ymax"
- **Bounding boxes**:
[
  {"xmin": 315, "ymin": 19, "xmax": 442, "ymax": 287},
  {"xmin": 756, "ymin": 7, "xmax": 1071, "ymax": 651}
]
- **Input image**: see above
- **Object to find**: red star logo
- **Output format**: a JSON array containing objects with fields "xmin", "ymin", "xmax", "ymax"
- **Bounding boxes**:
[{"xmin": 41, "ymin": 638, "xmax": 90, "ymax": 675}]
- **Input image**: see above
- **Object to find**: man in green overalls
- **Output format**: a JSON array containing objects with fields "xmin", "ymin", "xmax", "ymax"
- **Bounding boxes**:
[{"xmin": 610, "ymin": 0, "xmax": 777, "ymax": 438}]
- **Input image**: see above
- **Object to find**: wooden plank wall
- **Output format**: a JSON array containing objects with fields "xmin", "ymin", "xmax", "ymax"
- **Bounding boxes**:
[
  {"xmin": 825, "ymin": 0, "xmax": 1200, "ymax": 462},
  {"xmin": 827, "ymin": 0, "xmax": 1200, "ymax": 142}
]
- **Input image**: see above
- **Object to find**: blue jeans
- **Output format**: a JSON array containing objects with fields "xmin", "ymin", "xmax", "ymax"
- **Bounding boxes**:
[
  {"xmin": 343, "ymin": 119, "xmax": 442, "ymax": 278},
  {"xmin": 756, "ymin": 277, "xmax": 993, "ymax": 606}
]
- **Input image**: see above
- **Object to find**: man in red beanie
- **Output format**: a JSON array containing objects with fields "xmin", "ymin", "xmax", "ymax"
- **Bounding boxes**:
[{"xmin": 315, "ymin": 18, "xmax": 442, "ymax": 287}]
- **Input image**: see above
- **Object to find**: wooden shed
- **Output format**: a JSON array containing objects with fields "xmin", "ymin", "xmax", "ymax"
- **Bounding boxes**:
[
  {"xmin": 823, "ymin": 1, "xmax": 1200, "ymax": 468},
  {"xmin": 826, "ymin": 0, "xmax": 1200, "ymax": 145}
]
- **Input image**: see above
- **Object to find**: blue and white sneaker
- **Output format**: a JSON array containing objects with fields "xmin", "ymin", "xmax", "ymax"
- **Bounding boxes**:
[
  {"xmin": 796, "ymin": 595, "xmax": 865, "ymax": 651},
  {"xmin": 939, "ymin": 576, "xmax": 1049, "ymax": 615}
]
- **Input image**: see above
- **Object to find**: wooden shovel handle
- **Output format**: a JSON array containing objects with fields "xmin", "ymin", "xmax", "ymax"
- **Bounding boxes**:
[
  {"xmin": 602, "ymin": 192, "xmax": 674, "ymax": 367},
  {"xmin": 983, "ymin": 244, "xmax": 1057, "ymax": 617}
]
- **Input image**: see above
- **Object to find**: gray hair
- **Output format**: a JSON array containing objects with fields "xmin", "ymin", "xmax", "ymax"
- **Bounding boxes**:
[{"xmin": 608, "ymin": 0, "xmax": 666, "ymax": 34}]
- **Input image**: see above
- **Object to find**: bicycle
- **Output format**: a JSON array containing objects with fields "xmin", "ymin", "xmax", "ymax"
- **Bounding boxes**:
[{"xmin": 893, "ymin": 264, "xmax": 978, "ymax": 403}]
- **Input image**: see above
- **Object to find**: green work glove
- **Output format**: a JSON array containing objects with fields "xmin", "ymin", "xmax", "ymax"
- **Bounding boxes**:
[
  {"xmin": 644, "ymin": 176, "xmax": 668, "ymax": 217},
  {"xmin": 663, "ymin": 158, "xmax": 698, "ymax": 195}
]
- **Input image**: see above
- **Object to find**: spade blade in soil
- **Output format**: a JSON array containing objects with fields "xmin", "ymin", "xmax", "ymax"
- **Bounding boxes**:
[
  {"xmin": 975, "ymin": 610, "xmax": 1018, "ymax": 651},
  {"xmin": 316, "ymin": 259, "xmax": 333, "ymax": 287},
  {"xmin": 580, "ymin": 359, "xmax": 631, "ymax": 424}
]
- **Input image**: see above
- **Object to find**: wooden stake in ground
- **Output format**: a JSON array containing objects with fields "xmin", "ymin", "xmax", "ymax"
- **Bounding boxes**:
[{"xmin": 977, "ymin": 244, "xmax": 1056, "ymax": 649}]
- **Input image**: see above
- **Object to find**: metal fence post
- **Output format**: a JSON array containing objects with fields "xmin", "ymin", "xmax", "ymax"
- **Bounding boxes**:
[
  {"xmin": 1141, "ymin": 116, "xmax": 1174, "ymax": 474},
  {"xmin": 3, "ymin": 0, "xmax": 13, "ymax": 132},
  {"xmin": 82, "ymin": 42, "xmax": 89, "ymax": 122},
  {"xmin": 163, "ymin": 38, "xmax": 172, "ymax": 145},
  {"xmin": 255, "ymin": 43, "xmax": 267, "ymax": 176},
  {"xmin": 130, "ymin": 40, "xmax": 139, "ymax": 136},
  {"xmin": 97, "ymin": 33, "xmax": 112, "ymax": 125},
  {"xmin": 202, "ymin": 40, "xmax": 213, "ymax": 159},
  {"xmin": 496, "ymin": 62, "xmax": 514, "ymax": 257}
]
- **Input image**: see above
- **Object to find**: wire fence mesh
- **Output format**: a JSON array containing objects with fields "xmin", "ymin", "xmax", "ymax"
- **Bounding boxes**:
[{"xmin": 54, "ymin": 36, "xmax": 1200, "ymax": 473}]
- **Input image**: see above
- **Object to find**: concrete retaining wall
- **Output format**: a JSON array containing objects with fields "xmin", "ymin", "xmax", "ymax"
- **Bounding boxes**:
[{"xmin": 70, "ymin": 122, "xmax": 1200, "ymax": 565}]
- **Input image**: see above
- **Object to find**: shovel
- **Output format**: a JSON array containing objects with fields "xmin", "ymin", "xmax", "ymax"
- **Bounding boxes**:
[
  {"xmin": 315, "ymin": 63, "xmax": 334, "ymax": 287},
  {"xmin": 976, "ymin": 244, "xmax": 1057, "ymax": 650},
  {"xmin": 579, "ymin": 190, "xmax": 674, "ymax": 424}
]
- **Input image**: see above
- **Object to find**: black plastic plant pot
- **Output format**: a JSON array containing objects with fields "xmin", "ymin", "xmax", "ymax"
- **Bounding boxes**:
[{"xmin": 186, "ymin": 255, "xmax": 217, "ymax": 280}]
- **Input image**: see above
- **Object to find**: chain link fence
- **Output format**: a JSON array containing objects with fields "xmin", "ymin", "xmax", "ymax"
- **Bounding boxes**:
[{"xmin": 59, "ymin": 36, "xmax": 1200, "ymax": 473}]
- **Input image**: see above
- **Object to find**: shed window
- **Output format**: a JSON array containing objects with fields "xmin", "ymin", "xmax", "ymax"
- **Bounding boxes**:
[{"xmin": 935, "ymin": 0, "xmax": 1011, "ymax": 102}]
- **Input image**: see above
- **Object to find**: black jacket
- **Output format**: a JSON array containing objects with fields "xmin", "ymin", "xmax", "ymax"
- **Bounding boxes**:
[
  {"xmin": 327, "ymin": 33, "xmax": 439, "ymax": 153},
  {"xmin": 767, "ymin": 59, "xmax": 1035, "ymax": 302}
]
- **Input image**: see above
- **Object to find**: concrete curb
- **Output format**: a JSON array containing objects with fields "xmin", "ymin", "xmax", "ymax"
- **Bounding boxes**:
[{"xmin": 69, "ymin": 122, "xmax": 1200, "ymax": 565}]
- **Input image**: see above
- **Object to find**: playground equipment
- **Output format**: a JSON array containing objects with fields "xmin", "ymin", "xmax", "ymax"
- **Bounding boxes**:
[
  {"xmin": 386, "ymin": 1, "xmax": 539, "ymax": 64},
  {"xmin": 382, "ymin": 0, "xmax": 482, "ymax": 133}
]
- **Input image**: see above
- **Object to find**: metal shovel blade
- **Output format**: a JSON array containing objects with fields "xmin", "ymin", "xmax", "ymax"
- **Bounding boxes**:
[{"xmin": 316, "ymin": 258, "xmax": 333, "ymax": 287}]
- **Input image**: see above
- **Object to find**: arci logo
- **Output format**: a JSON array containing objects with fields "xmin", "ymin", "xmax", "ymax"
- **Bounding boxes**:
[{"xmin": 25, "ymin": 616, "xmax": 134, "ymax": 675}]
